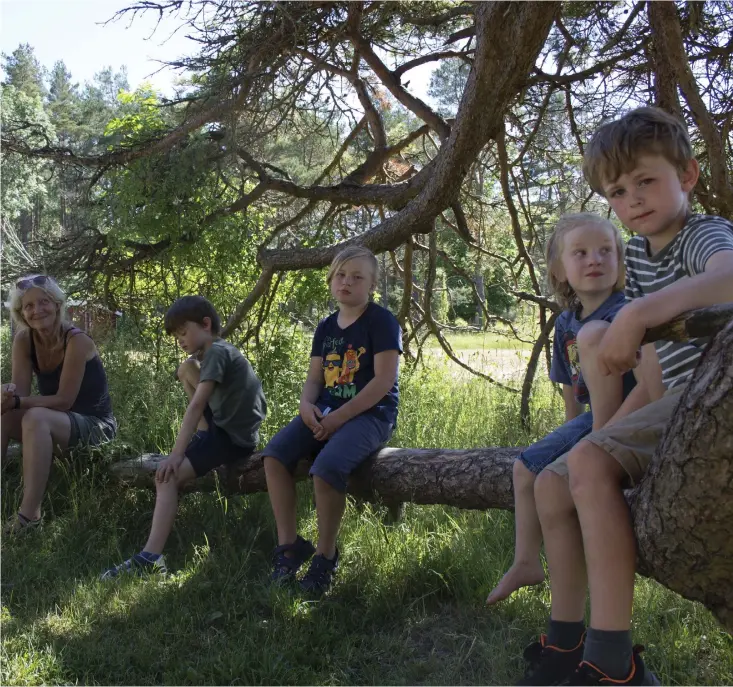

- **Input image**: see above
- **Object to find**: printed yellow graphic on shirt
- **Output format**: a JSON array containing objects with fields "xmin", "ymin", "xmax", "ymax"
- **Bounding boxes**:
[
  {"xmin": 566, "ymin": 340, "xmax": 580, "ymax": 379},
  {"xmin": 323, "ymin": 351, "xmax": 341, "ymax": 388},
  {"xmin": 337, "ymin": 345, "xmax": 366, "ymax": 385}
]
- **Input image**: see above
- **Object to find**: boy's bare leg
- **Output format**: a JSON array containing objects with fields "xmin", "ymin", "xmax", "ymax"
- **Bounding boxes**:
[
  {"xmin": 486, "ymin": 460, "xmax": 545, "ymax": 604},
  {"xmin": 313, "ymin": 475, "xmax": 346, "ymax": 560},
  {"xmin": 144, "ymin": 458, "xmax": 197, "ymax": 554},
  {"xmin": 263, "ymin": 456, "xmax": 298, "ymax": 547},
  {"xmin": 577, "ymin": 321, "xmax": 624, "ymax": 430},
  {"xmin": 535, "ymin": 469, "xmax": 587, "ymax": 622},
  {"xmin": 568, "ymin": 441, "xmax": 635, "ymax": 630},
  {"xmin": 177, "ymin": 358, "xmax": 209, "ymax": 432}
]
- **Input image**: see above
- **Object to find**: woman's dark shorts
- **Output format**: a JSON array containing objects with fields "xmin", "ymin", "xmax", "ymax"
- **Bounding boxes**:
[{"xmin": 67, "ymin": 412, "xmax": 117, "ymax": 448}]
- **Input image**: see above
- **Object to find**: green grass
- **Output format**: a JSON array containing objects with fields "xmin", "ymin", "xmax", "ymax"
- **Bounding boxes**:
[{"xmin": 2, "ymin": 337, "xmax": 732, "ymax": 685}]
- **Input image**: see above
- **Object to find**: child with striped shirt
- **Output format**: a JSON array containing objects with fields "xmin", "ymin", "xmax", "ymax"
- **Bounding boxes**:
[{"xmin": 518, "ymin": 107, "xmax": 733, "ymax": 686}]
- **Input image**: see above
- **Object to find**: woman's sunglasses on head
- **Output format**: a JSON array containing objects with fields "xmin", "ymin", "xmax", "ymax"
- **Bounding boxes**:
[{"xmin": 16, "ymin": 275, "xmax": 51, "ymax": 290}]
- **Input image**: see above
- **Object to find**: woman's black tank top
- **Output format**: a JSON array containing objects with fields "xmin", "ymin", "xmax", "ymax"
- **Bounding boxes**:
[{"xmin": 29, "ymin": 327, "xmax": 115, "ymax": 421}]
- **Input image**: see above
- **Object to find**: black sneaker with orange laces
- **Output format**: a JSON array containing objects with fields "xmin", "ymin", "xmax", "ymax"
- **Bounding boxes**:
[
  {"xmin": 562, "ymin": 646, "xmax": 660, "ymax": 686},
  {"xmin": 517, "ymin": 633, "xmax": 586, "ymax": 685}
]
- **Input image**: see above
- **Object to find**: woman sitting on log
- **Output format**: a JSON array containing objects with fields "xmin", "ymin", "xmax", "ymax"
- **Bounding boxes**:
[{"xmin": 1, "ymin": 275, "xmax": 117, "ymax": 533}]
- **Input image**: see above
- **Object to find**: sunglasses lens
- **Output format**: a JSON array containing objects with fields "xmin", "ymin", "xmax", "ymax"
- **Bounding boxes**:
[{"xmin": 16, "ymin": 276, "xmax": 49, "ymax": 289}]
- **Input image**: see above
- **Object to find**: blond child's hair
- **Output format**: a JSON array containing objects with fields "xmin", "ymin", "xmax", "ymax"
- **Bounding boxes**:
[
  {"xmin": 9, "ymin": 274, "xmax": 69, "ymax": 332},
  {"xmin": 327, "ymin": 246, "xmax": 379, "ymax": 289},
  {"xmin": 546, "ymin": 213, "xmax": 625, "ymax": 310},
  {"xmin": 582, "ymin": 106, "xmax": 693, "ymax": 196}
]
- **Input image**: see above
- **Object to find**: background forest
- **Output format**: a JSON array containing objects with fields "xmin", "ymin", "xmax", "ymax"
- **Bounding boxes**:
[{"xmin": 1, "ymin": 1, "xmax": 732, "ymax": 684}]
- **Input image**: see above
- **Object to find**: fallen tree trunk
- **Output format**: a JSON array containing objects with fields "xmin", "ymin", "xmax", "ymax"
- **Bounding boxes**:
[
  {"xmin": 110, "ymin": 307, "xmax": 733, "ymax": 631},
  {"xmin": 111, "ymin": 446, "xmax": 521, "ymax": 511}
]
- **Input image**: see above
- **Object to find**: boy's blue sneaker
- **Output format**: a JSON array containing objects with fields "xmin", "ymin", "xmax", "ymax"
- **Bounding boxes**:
[
  {"xmin": 270, "ymin": 535, "xmax": 316, "ymax": 584},
  {"xmin": 517, "ymin": 633, "xmax": 585, "ymax": 685},
  {"xmin": 100, "ymin": 552, "xmax": 167, "ymax": 581},
  {"xmin": 562, "ymin": 646, "xmax": 660, "ymax": 685},
  {"xmin": 299, "ymin": 549, "xmax": 339, "ymax": 595}
]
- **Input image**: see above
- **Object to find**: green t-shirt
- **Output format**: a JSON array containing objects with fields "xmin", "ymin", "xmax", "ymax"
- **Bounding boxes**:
[{"xmin": 198, "ymin": 339, "xmax": 266, "ymax": 449}]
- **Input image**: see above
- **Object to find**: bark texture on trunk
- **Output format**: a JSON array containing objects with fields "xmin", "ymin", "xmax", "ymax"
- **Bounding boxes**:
[
  {"xmin": 110, "ymin": 446, "xmax": 521, "ymax": 511},
  {"xmin": 632, "ymin": 319, "xmax": 733, "ymax": 632}
]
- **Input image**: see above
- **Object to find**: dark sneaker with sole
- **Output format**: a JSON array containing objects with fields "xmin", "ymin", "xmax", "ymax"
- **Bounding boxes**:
[
  {"xmin": 100, "ymin": 552, "xmax": 167, "ymax": 581},
  {"xmin": 517, "ymin": 633, "xmax": 585, "ymax": 685},
  {"xmin": 270, "ymin": 535, "xmax": 316, "ymax": 584},
  {"xmin": 299, "ymin": 549, "xmax": 339, "ymax": 595},
  {"xmin": 562, "ymin": 646, "xmax": 660, "ymax": 685}
]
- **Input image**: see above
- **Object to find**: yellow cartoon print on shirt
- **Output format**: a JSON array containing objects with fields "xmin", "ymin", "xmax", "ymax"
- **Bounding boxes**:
[
  {"xmin": 337, "ymin": 344, "xmax": 366, "ymax": 385},
  {"xmin": 323, "ymin": 351, "xmax": 342, "ymax": 388}
]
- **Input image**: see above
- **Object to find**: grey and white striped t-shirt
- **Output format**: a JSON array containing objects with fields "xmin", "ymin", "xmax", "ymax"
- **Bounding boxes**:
[{"xmin": 625, "ymin": 214, "xmax": 733, "ymax": 389}]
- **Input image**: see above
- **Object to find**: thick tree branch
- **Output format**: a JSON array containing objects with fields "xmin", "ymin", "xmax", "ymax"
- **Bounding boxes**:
[
  {"xmin": 221, "ymin": 268, "xmax": 274, "ymax": 338},
  {"xmin": 259, "ymin": 2, "xmax": 559, "ymax": 272},
  {"xmin": 350, "ymin": 31, "xmax": 452, "ymax": 139}
]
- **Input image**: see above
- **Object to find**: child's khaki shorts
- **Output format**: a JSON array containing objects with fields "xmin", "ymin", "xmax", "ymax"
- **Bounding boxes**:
[{"xmin": 543, "ymin": 384, "xmax": 686, "ymax": 487}]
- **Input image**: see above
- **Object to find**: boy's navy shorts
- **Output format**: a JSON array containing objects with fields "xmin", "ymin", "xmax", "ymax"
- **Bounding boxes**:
[
  {"xmin": 185, "ymin": 407, "xmax": 254, "ymax": 477},
  {"xmin": 519, "ymin": 411, "xmax": 593, "ymax": 475},
  {"xmin": 263, "ymin": 406, "xmax": 393, "ymax": 492}
]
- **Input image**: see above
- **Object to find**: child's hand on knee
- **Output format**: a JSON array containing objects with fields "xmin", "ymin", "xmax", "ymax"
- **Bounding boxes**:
[
  {"xmin": 299, "ymin": 402, "xmax": 323, "ymax": 433},
  {"xmin": 156, "ymin": 452, "xmax": 185, "ymax": 483},
  {"xmin": 313, "ymin": 412, "xmax": 343, "ymax": 442}
]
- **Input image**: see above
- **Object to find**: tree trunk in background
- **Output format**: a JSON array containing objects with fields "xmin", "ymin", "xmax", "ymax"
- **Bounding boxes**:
[
  {"xmin": 381, "ymin": 251, "xmax": 389, "ymax": 306},
  {"xmin": 474, "ymin": 269, "xmax": 485, "ymax": 327}
]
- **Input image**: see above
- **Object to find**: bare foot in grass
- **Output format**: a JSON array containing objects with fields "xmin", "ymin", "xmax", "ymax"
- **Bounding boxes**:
[{"xmin": 485, "ymin": 560, "xmax": 545, "ymax": 605}]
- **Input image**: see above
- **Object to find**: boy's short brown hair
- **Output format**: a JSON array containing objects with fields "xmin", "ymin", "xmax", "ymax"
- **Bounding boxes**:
[
  {"xmin": 164, "ymin": 295, "xmax": 221, "ymax": 335},
  {"xmin": 583, "ymin": 106, "xmax": 693, "ymax": 195}
]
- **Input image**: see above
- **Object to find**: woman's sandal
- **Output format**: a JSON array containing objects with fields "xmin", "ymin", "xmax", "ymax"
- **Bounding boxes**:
[{"xmin": 3, "ymin": 512, "xmax": 42, "ymax": 536}]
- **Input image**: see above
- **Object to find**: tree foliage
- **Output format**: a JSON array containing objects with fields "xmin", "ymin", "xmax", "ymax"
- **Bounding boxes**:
[{"xmin": 2, "ymin": 1, "xmax": 732, "ymax": 390}]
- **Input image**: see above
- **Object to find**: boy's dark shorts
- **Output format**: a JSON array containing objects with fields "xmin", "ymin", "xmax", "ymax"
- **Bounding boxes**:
[
  {"xmin": 185, "ymin": 407, "xmax": 254, "ymax": 478},
  {"xmin": 519, "ymin": 411, "xmax": 593, "ymax": 475},
  {"xmin": 263, "ymin": 407, "xmax": 393, "ymax": 492}
]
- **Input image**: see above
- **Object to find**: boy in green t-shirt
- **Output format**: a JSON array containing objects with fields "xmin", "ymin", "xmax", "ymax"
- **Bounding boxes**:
[{"xmin": 102, "ymin": 296, "xmax": 266, "ymax": 578}]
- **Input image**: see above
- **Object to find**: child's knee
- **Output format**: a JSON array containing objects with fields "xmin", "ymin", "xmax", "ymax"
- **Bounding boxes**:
[
  {"xmin": 176, "ymin": 357, "xmax": 200, "ymax": 383},
  {"xmin": 576, "ymin": 319, "xmax": 610, "ymax": 353},
  {"xmin": 513, "ymin": 458, "xmax": 536, "ymax": 491},
  {"xmin": 535, "ymin": 469, "xmax": 572, "ymax": 518},
  {"xmin": 310, "ymin": 457, "xmax": 348, "ymax": 494},
  {"xmin": 567, "ymin": 441, "xmax": 623, "ymax": 499}
]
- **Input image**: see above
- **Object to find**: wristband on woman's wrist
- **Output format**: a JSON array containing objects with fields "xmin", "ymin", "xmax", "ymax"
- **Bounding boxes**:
[{"xmin": 13, "ymin": 394, "xmax": 21, "ymax": 410}]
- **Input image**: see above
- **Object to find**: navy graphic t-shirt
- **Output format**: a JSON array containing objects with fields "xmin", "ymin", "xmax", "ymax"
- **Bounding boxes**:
[
  {"xmin": 311, "ymin": 302, "xmax": 402, "ymax": 425},
  {"xmin": 550, "ymin": 291, "xmax": 635, "ymax": 405}
]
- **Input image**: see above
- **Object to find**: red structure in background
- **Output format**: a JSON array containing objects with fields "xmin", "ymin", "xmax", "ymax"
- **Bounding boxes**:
[
  {"xmin": 4, "ymin": 300, "xmax": 121, "ymax": 340},
  {"xmin": 66, "ymin": 301, "xmax": 121, "ymax": 340}
]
